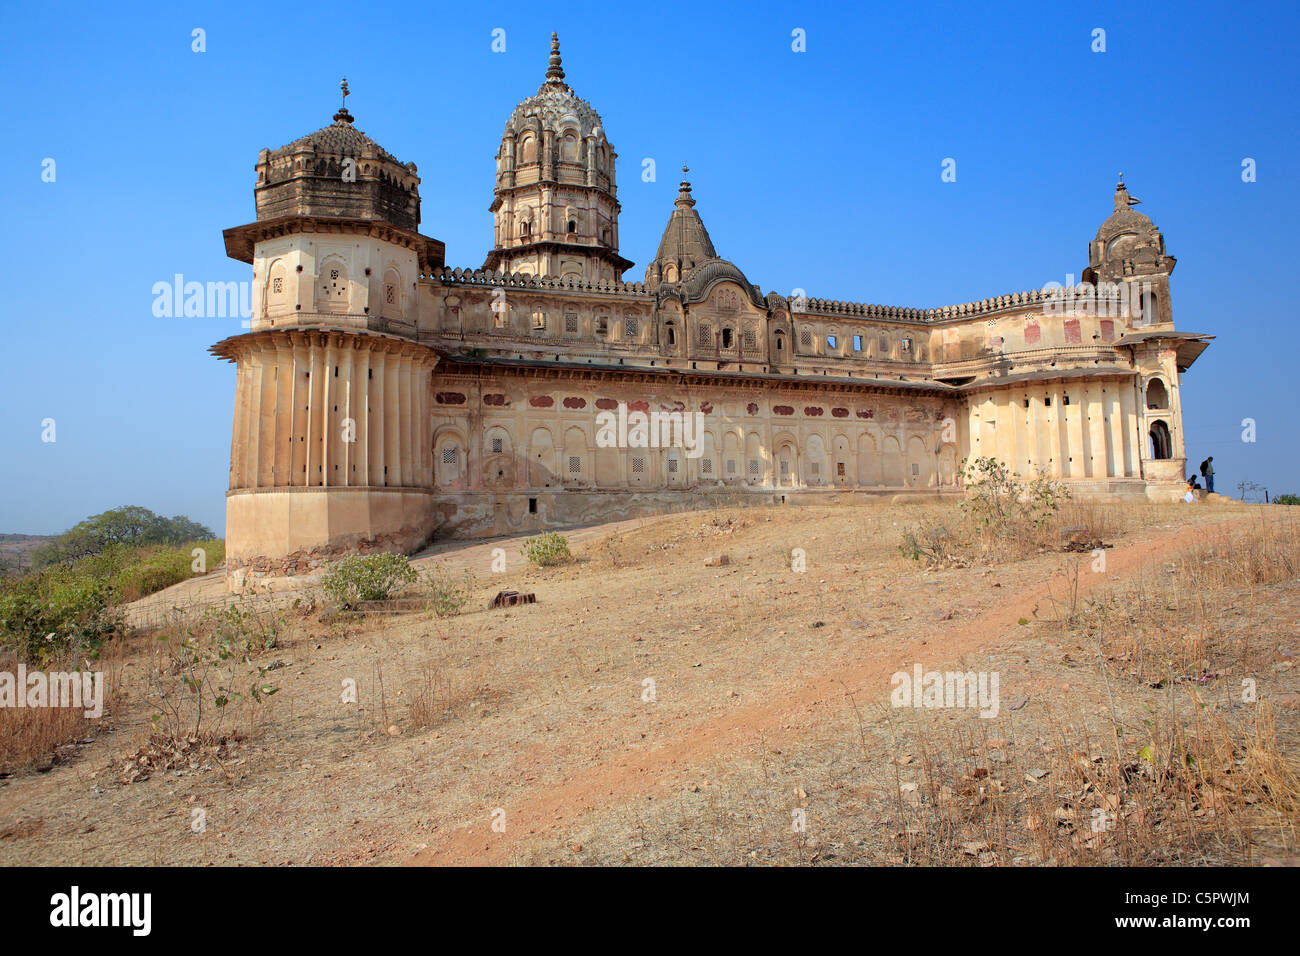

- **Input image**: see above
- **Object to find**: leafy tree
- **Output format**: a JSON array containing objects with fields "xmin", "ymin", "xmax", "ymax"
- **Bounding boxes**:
[{"xmin": 33, "ymin": 507, "xmax": 215, "ymax": 567}]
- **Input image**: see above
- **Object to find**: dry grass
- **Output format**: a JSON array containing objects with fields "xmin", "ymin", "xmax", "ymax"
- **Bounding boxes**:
[
  {"xmin": 883, "ymin": 512, "xmax": 1300, "ymax": 865},
  {"xmin": 0, "ymin": 647, "xmax": 122, "ymax": 776}
]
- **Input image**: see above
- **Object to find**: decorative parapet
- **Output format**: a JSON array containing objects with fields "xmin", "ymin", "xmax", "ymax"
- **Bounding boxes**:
[
  {"xmin": 794, "ymin": 288, "xmax": 1065, "ymax": 324},
  {"xmin": 426, "ymin": 266, "xmax": 651, "ymax": 297},
  {"xmin": 427, "ymin": 269, "xmax": 1139, "ymax": 329}
]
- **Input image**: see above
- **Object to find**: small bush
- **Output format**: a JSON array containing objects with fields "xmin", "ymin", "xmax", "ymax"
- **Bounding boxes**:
[
  {"xmin": 419, "ymin": 563, "xmax": 474, "ymax": 617},
  {"xmin": 521, "ymin": 532, "xmax": 572, "ymax": 567},
  {"xmin": 145, "ymin": 602, "xmax": 285, "ymax": 745},
  {"xmin": 0, "ymin": 567, "xmax": 123, "ymax": 664},
  {"xmin": 897, "ymin": 524, "xmax": 965, "ymax": 568},
  {"xmin": 1274, "ymin": 493, "xmax": 1300, "ymax": 506},
  {"xmin": 321, "ymin": 552, "xmax": 418, "ymax": 608}
]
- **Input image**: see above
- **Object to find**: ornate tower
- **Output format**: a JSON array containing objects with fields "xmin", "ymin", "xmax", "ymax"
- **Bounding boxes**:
[
  {"xmin": 212, "ymin": 83, "xmax": 446, "ymax": 588},
  {"xmin": 484, "ymin": 33, "xmax": 633, "ymax": 282},
  {"xmin": 1084, "ymin": 177, "xmax": 1204, "ymax": 495},
  {"xmin": 645, "ymin": 166, "xmax": 719, "ymax": 289}
]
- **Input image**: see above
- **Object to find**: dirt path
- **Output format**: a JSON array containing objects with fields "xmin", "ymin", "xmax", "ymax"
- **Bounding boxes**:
[{"xmin": 410, "ymin": 515, "xmax": 1243, "ymax": 865}]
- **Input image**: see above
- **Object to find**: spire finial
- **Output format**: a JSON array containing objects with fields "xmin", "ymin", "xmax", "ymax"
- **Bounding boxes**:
[
  {"xmin": 333, "ymin": 77, "xmax": 354, "ymax": 124},
  {"xmin": 675, "ymin": 164, "xmax": 695, "ymax": 208},
  {"xmin": 546, "ymin": 32, "xmax": 566, "ymax": 84},
  {"xmin": 1114, "ymin": 173, "xmax": 1140, "ymax": 210}
]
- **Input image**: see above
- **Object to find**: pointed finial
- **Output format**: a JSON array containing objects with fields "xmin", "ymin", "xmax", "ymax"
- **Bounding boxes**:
[
  {"xmin": 546, "ymin": 32, "xmax": 566, "ymax": 84},
  {"xmin": 334, "ymin": 77, "xmax": 354, "ymax": 124},
  {"xmin": 675, "ymin": 164, "xmax": 695, "ymax": 208},
  {"xmin": 1114, "ymin": 173, "xmax": 1140, "ymax": 210}
]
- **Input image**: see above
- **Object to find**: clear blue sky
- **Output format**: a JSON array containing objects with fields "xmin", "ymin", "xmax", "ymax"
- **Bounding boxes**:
[{"xmin": 1, "ymin": 0, "xmax": 1295, "ymax": 535}]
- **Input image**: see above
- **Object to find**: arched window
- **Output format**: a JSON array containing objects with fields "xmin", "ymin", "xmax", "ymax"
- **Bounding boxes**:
[
  {"xmin": 519, "ymin": 220, "xmax": 532, "ymax": 239},
  {"xmin": 1146, "ymin": 378, "xmax": 1169, "ymax": 410},
  {"xmin": 561, "ymin": 130, "xmax": 579, "ymax": 162},
  {"xmin": 1141, "ymin": 290, "xmax": 1158, "ymax": 325},
  {"xmin": 1149, "ymin": 420, "xmax": 1172, "ymax": 460},
  {"xmin": 568, "ymin": 219, "xmax": 577, "ymax": 234},
  {"xmin": 318, "ymin": 260, "xmax": 348, "ymax": 314},
  {"xmin": 266, "ymin": 260, "xmax": 288, "ymax": 315},
  {"xmin": 520, "ymin": 134, "xmax": 537, "ymax": 164},
  {"xmin": 666, "ymin": 324, "xmax": 676, "ymax": 346},
  {"xmin": 382, "ymin": 267, "xmax": 402, "ymax": 319},
  {"xmin": 721, "ymin": 327, "xmax": 734, "ymax": 349}
]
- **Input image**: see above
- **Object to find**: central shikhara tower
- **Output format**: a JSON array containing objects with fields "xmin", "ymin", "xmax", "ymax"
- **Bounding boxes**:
[{"xmin": 212, "ymin": 35, "xmax": 1213, "ymax": 588}]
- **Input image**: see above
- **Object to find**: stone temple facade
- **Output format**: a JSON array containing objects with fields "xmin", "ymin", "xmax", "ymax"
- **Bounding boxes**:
[{"xmin": 211, "ymin": 35, "xmax": 1212, "ymax": 586}]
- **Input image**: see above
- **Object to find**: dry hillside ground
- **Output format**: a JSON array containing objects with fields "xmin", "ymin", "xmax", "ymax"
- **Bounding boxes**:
[{"xmin": 0, "ymin": 499, "xmax": 1296, "ymax": 866}]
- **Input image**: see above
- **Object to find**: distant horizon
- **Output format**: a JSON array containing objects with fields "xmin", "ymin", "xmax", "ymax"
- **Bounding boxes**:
[{"xmin": 4, "ymin": 0, "xmax": 1296, "ymax": 536}]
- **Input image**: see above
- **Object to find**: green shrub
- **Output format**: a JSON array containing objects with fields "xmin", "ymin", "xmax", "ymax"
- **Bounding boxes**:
[
  {"xmin": 961, "ymin": 456, "xmax": 1069, "ymax": 532},
  {"xmin": 0, "ymin": 537, "xmax": 223, "ymax": 662},
  {"xmin": 321, "ymin": 553, "xmax": 417, "ymax": 608},
  {"xmin": 0, "ymin": 567, "xmax": 123, "ymax": 664},
  {"xmin": 1274, "ymin": 494, "xmax": 1300, "ymax": 506},
  {"xmin": 521, "ymin": 532, "xmax": 571, "ymax": 567}
]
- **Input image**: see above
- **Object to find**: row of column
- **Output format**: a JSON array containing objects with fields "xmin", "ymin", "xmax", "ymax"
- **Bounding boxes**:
[
  {"xmin": 968, "ymin": 377, "xmax": 1139, "ymax": 480},
  {"xmin": 230, "ymin": 331, "xmax": 436, "ymax": 490}
]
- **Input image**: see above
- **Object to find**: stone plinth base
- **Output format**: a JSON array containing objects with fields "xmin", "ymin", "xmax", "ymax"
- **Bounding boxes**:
[{"xmin": 225, "ymin": 487, "xmax": 436, "ymax": 591}]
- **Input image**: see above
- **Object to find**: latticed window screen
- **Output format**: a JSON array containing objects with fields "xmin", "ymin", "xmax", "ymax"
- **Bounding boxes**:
[
  {"xmin": 698, "ymin": 323, "xmax": 711, "ymax": 345},
  {"xmin": 565, "ymin": 313, "xmax": 578, "ymax": 333},
  {"xmin": 385, "ymin": 284, "xmax": 396, "ymax": 304},
  {"xmin": 702, "ymin": 459, "xmax": 713, "ymax": 475},
  {"xmin": 799, "ymin": 327, "xmax": 813, "ymax": 348},
  {"xmin": 491, "ymin": 437, "xmax": 503, "ymax": 454},
  {"xmin": 624, "ymin": 317, "xmax": 639, "ymax": 338},
  {"xmin": 911, "ymin": 463, "xmax": 920, "ymax": 476},
  {"xmin": 667, "ymin": 458, "xmax": 678, "ymax": 473},
  {"xmin": 441, "ymin": 445, "xmax": 458, "ymax": 465},
  {"xmin": 631, "ymin": 456, "xmax": 646, "ymax": 474},
  {"xmin": 748, "ymin": 460, "xmax": 761, "ymax": 476},
  {"xmin": 726, "ymin": 460, "xmax": 737, "ymax": 474},
  {"xmin": 272, "ymin": 277, "xmax": 283, "ymax": 294},
  {"xmin": 568, "ymin": 456, "xmax": 581, "ymax": 474},
  {"xmin": 743, "ymin": 328, "xmax": 757, "ymax": 350}
]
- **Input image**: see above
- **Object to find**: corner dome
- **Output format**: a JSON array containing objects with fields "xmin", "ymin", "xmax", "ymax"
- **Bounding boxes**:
[
  {"xmin": 1095, "ymin": 176, "xmax": 1157, "ymax": 242},
  {"xmin": 252, "ymin": 81, "xmax": 422, "ymax": 233}
]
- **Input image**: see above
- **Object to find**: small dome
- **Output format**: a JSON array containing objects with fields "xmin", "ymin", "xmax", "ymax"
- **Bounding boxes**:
[
  {"xmin": 1095, "ymin": 177, "xmax": 1157, "ymax": 242},
  {"xmin": 254, "ymin": 81, "xmax": 421, "ymax": 233},
  {"xmin": 275, "ymin": 119, "xmax": 402, "ymax": 166},
  {"xmin": 502, "ymin": 33, "xmax": 607, "ymax": 144}
]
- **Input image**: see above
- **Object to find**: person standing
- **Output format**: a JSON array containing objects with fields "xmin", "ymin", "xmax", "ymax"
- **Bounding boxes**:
[{"xmin": 1199, "ymin": 456, "xmax": 1215, "ymax": 494}]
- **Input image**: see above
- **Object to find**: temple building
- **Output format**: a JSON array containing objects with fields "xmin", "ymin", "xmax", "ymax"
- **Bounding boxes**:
[{"xmin": 211, "ymin": 35, "xmax": 1212, "ymax": 586}]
